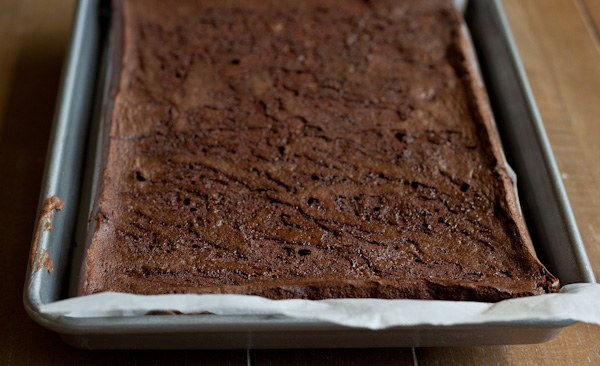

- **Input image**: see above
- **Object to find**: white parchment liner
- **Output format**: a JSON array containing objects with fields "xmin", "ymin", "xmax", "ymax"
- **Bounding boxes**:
[{"xmin": 40, "ymin": 283, "xmax": 599, "ymax": 329}]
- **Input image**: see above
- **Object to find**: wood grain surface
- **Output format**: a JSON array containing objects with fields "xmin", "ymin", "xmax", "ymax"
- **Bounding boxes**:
[{"xmin": 0, "ymin": 0, "xmax": 598, "ymax": 365}]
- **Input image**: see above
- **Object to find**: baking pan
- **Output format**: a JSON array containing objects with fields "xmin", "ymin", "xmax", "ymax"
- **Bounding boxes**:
[{"xmin": 24, "ymin": 0, "xmax": 595, "ymax": 349}]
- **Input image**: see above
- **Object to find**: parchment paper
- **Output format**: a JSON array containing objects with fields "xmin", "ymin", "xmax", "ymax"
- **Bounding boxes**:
[{"xmin": 40, "ymin": 283, "xmax": 600, "ymax": 329}]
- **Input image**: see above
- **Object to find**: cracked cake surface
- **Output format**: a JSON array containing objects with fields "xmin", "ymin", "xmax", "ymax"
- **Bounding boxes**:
[{"xmin": 80, "ymin": 0, "xmax": 559, "ymax": 301}]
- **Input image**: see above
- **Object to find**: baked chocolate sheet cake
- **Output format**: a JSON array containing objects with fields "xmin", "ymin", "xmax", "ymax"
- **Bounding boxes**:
[{"xmin": 81, "ymin": 0, "xmax": 559, "ymax": 301}]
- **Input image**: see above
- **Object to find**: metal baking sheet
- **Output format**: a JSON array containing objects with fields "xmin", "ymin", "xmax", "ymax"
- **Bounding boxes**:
[{"xmin": 24, "ymin": 0, "xmax": 595, "ymax": 349}]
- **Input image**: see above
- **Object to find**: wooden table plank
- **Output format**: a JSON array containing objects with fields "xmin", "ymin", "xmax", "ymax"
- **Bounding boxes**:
[
  {"xmin": 0, "ymin": 0, "xmax": 73, "ymax": 133},
  {"xmin": 252, "ymin": 349, "xmax": 415, "ymax": 366},
  {"xmin": 582, "ymin": 0, "xmax": 600, "ymax": 50}
]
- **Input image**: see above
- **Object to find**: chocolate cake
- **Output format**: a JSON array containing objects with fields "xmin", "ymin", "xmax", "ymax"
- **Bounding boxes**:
[{"xmin": 80, "ymin": 0, "xmax": 560, "ymax": 301}]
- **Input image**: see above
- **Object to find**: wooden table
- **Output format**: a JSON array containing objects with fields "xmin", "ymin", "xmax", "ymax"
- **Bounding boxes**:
[{"xmin": 1, "ymin": 0, "xmax": 598, "ymax": 364}]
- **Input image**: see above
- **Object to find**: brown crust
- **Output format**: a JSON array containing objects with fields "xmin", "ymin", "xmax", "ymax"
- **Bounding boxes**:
[
  {"xmin": 452, "ymin": 21, "xmax": 559, "ymax": 294},
  {"xmin": 81, "ymin": 0, "xmax": 559, "ymax": 301},
  {"xmin": 36, "ymin": 248, "xmax": 54, "ymax": 274},
  {"xmin": 29, "ymin": 195, "xmax": 64, "ymax": 272}
]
